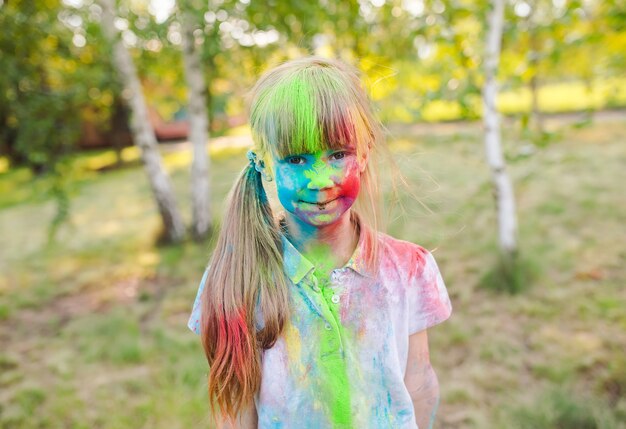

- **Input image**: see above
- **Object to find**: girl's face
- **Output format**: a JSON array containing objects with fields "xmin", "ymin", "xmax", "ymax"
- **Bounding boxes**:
[{"xmin": 265, "ymin": 146, "xmax": 366, "ymax": 228}]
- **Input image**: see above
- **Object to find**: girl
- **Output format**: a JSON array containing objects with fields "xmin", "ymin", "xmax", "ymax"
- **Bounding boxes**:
[{"xmin": 188, "ymin": 57, "xmax": 452, "ymax": 429}]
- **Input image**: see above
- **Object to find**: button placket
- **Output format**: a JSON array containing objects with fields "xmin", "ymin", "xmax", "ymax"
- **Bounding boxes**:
[
  {"xmin": 302, "ymin": 274, "xmax": 339, "ymax": 335},
  {"xmin": 328, "ymin": 271, "xmax": 345, "ymax": 307},
  {"xmin": 320, "ymin": 318, "xmax": 344, "ymax": 360},
  {"xmin": 303, "ymin": 273, "xmax": 346, "ymax": 359},
  {"xmin": 310, "ymin": 275, "xmax": 321, "ymax": 292},
  {"xmin": 331, "ymin": 269, "xmax": 345, "ymax": 284},
  {"xmin": 320, "ymin": 287, "xmax": 345, "ymax": 359}
]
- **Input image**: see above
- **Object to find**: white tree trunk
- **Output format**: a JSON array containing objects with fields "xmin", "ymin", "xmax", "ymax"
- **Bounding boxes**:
[
  {"xmin": 180, "ymin": 7, "xmax": 212, "ymax": 241},
  {"xmin": 99, "ymin": 0, "xmax": 185, "ymax": 243},
  {"xmin": 482, "ymin": 0, "xmax": 518, "ymax": 255}
]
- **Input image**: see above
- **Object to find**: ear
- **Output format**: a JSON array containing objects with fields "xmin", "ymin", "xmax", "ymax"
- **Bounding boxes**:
[
  {"xmin": 255, "ymin": 154, "xmax": 274, "ymax": 182},
  {"xmin": 254, "ymin": 159, "xmax": 265, "ymax": 174},
  {"xmin": 359, "ymin": 147, "xmax": 369, "ymax": 173}
]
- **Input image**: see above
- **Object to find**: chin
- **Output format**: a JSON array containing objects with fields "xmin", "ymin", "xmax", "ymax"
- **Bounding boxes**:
[
  {"xmin": 290, "ymin": 204, "xmax": 353, "ymax": 228},
  {"xmin": 297, "ymin": 213, "xmax": 343, "ymax": 227}
]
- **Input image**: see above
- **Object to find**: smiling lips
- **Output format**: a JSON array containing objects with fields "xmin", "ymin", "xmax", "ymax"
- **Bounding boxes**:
[
  {"xmin": 300, "ymin": 197, "xmax": 340, "ymax": 211},
  {"xmin": 301, "ymin": 197, "xmax": 339, "ymax": 205}
]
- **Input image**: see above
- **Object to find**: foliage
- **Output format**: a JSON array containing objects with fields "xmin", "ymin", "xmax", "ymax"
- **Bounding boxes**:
[
  {"xmin": 1, "ymin": 0, "xmax": 624, "ymax": 237},
  {"xmin": 1, "ymin": 1, "xmax": 78, "ymax": 170},
  {"xmin": 0, "ymin": 1, "xmax": 87, "ymax": 238},
  {"xmin": 3, "ymin": 0, "xmax": 624, "ymax": 145},
  {"xmin": 53, "ymin": 0, "xmax": 626, "ymax": 127}
]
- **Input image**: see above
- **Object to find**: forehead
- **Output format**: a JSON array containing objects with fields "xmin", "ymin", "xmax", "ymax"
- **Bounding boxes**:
[{"xmin": 250, "ymin": 67, "xmax": 370, "ymax": 160}]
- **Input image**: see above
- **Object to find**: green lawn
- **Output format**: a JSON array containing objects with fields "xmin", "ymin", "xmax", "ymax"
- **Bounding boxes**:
[{"xmin": 0, "ymin": 115, "xmax": 625, "ymax": 428}]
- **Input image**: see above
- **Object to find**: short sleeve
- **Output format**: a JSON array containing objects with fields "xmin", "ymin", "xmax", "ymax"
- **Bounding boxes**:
[
  {"xmin": 187, "ymin": 268, "xmax": 209, "ymax": 335},
  {"xmin": 407, "ymin": 247, "xmax": 452, "ymax": 335},
  {"xmin": 186, "ymin": 267, "xmax": 266, "ymax": 335}
]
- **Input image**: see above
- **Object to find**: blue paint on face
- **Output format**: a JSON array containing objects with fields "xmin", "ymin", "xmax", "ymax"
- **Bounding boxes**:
[{"xmin": 268, "ymin": 149, "xmax": 362, "ymax": 229}]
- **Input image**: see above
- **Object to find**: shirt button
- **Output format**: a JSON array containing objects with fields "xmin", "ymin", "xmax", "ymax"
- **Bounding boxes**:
[
  {"xmin": 324, "ymin": 322, "xmax": 332, "ymax": 330},
  {"xmin": 332, "ymin": 270, "xmax": 345, "ymax": 284},
  {"xmin": 331, "ymin": 294, "xmax": 340, "ymax": 304}
]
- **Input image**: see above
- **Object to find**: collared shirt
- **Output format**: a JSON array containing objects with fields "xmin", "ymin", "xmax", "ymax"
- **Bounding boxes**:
[{"xmin": 188, "ymin": 222, "xmax": 452, "ymax": 429}]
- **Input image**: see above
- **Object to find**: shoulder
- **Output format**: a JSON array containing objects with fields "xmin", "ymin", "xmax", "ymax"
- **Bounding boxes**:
[
  {"xmin": 375, "ymin": 232, "xmax": 435, "ymax": 281},
  {"xmin": 374, "ymin": 233, "xmax": 452, "ymax": 332}
]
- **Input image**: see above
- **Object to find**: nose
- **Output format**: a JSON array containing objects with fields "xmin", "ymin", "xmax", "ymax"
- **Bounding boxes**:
[
  {"xmin": 307, "ymin": 175, "xmax": 334, "ymax": 190},
  {"xmin": 305, "ymin": 159, "xmax": 335, "ymax": 190}
]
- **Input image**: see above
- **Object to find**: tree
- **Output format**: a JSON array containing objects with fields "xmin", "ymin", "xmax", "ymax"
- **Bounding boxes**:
[
  {"xmin": 0, "ymin": 0, "xmax": 96, "ymax": 239},
  {"xmin": 502, "ymin": 0, "xmax": 586, "ymax": 136},
  {"xmin": 99, "ymin": 0, "xmax": 185, "ymax": 243},
  {"xmin": 482, "ymin": 0, "xmax": 518, "ymax": 259},
  {"xmin": 178, "ymin": 1, "xmax": 212, "ymax": 241},
  {"xmin": 0, "ymin": 0, "xmax": 82, "ymax": 169}
]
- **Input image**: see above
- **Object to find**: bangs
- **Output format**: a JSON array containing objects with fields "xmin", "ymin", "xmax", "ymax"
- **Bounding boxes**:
[{"xmin": 250, "ymin": 66, "xmax": 370, "ymax": 159}]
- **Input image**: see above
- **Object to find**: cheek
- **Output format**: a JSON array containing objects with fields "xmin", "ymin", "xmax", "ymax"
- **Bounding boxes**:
[
  {"xmin": 337, "ymin": 161, "xmax": 361, "ymax": 200},
  {"xmin": 275, "ymin": 167, "xmax": 305, "ymax": 202}
]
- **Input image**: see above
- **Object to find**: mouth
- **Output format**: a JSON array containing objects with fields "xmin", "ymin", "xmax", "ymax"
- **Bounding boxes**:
[
  {"xmin": 301, "ymin": 197, "xmax": 339, "ymax": 205},
  {"xmin": 300, "ymin": 197, "xmax": 339, "ymax": 211}
]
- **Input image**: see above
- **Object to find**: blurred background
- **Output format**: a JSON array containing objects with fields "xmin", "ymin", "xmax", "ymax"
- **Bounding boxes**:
[{"xmin": 0, "ymin": 0, "xmax": 625, "ymax": 427}]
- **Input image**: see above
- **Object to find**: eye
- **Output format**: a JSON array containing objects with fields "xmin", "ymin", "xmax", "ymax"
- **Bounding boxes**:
[
  {"xmin": 286, "ymin": 156, "xmax": 306, "ymax": 165},
  {"xmin": 331, "ymin": 151, "xmax": 347, "ymax": 160}
]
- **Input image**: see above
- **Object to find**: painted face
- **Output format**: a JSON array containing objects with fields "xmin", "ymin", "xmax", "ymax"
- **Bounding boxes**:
[{"xmin": 268, "ymin": 148, "xmax": 363, "ymax": 228}]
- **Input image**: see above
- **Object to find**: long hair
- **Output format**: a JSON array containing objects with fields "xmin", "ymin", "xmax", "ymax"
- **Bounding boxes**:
[{"xmin": 200, "ymin": 56, "xmax": 386, "ymax": 422}]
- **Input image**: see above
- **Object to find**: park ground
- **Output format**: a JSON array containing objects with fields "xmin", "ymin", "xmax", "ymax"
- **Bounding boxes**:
[{"xmin": 0, "ymin": 112, "xmax": 625, "ymax": 428}]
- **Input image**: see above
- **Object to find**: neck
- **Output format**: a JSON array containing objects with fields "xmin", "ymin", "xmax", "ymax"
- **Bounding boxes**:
[{"xmin": 282, "ymin": 211, "xmax": 359, "ymax": 275}]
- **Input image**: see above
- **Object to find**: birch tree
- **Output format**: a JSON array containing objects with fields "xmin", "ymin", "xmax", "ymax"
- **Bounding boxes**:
[
  {"xmin": 178, "ymin": 4, "xmax": 212, "ymax": 241},
  {"xmin": 482, "ymin": 0, "xmax": 518, "ymax": 258},
  {"xmin": 99, "ymin": 0, "xmax": 185, "ymax": 243}
]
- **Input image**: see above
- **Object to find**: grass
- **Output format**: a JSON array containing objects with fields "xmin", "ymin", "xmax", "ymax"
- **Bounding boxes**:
[
  {"xmin": 1, "ymin": 114, "xmax": 625, "ymax": 428},
  {"xmin": 506, "ymin": 388, "xmax": 623, "ymax": 429},
  {"xmin": 479, "ymin": 251, "xmax": 541, "ymax": 294}
]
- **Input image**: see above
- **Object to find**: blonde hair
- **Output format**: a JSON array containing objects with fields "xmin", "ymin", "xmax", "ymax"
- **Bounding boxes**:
[{"xmin": 200, "ymin": 56, "xmax": 387, "ymax": 422}]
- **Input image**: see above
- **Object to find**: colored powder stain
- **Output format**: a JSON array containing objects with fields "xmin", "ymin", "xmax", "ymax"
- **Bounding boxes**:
[
  {"xmin": 275, "ymin": 75, "xmax": 321, "ymax": 154},
  {"xmin": 396, "ymin": 408, "xmax": 413, "ymax": 424},
  {"xmin": 304, "ymin": 164, "xmax": 334, "ymax": 189},
  {"xmin": 214, "ymin": 308, "xmax": 250, "ymax": 382},
  {"xmin": 315, "ymin": 213, "xmax": 335, "ymax": 223},
  {"xmin": 244, "ymin": 162, "xmax": 268, "ymax": 203},
  {"xmin": 298, "ymin": 290, "xmax": 325, "ymax": 318},
  {"xmin": 408, "ymin": 243, "xmax": 428, "ymax": 278},
  {"xmin": 254, "ymin": 69, "xmax": 356, "ymax": 159},
  {"xmin": 269, "ymin": 416, "xmax": 283, "ymax": 429},
  {"xmin": 284, "ymin": 323, "xmax": 306, "ymax": 377},
  {"xmin": 366, "ymin": 354, "xmax": 393, "ymax": 427},
  {"xmin": 314, "ymin": 273, "xmax": 354, "ymax": 428}
]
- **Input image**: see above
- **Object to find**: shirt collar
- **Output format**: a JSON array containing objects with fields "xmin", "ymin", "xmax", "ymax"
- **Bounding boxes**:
[{"xmin": 280, "ymin": 214, "xmax": 374, "ymax": 285}]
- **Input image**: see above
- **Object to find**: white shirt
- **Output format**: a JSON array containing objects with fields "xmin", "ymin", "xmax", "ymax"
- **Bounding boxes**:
[{"xmin": 188, "ymin": 223, "xmax": 452, "ymax": 428}]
